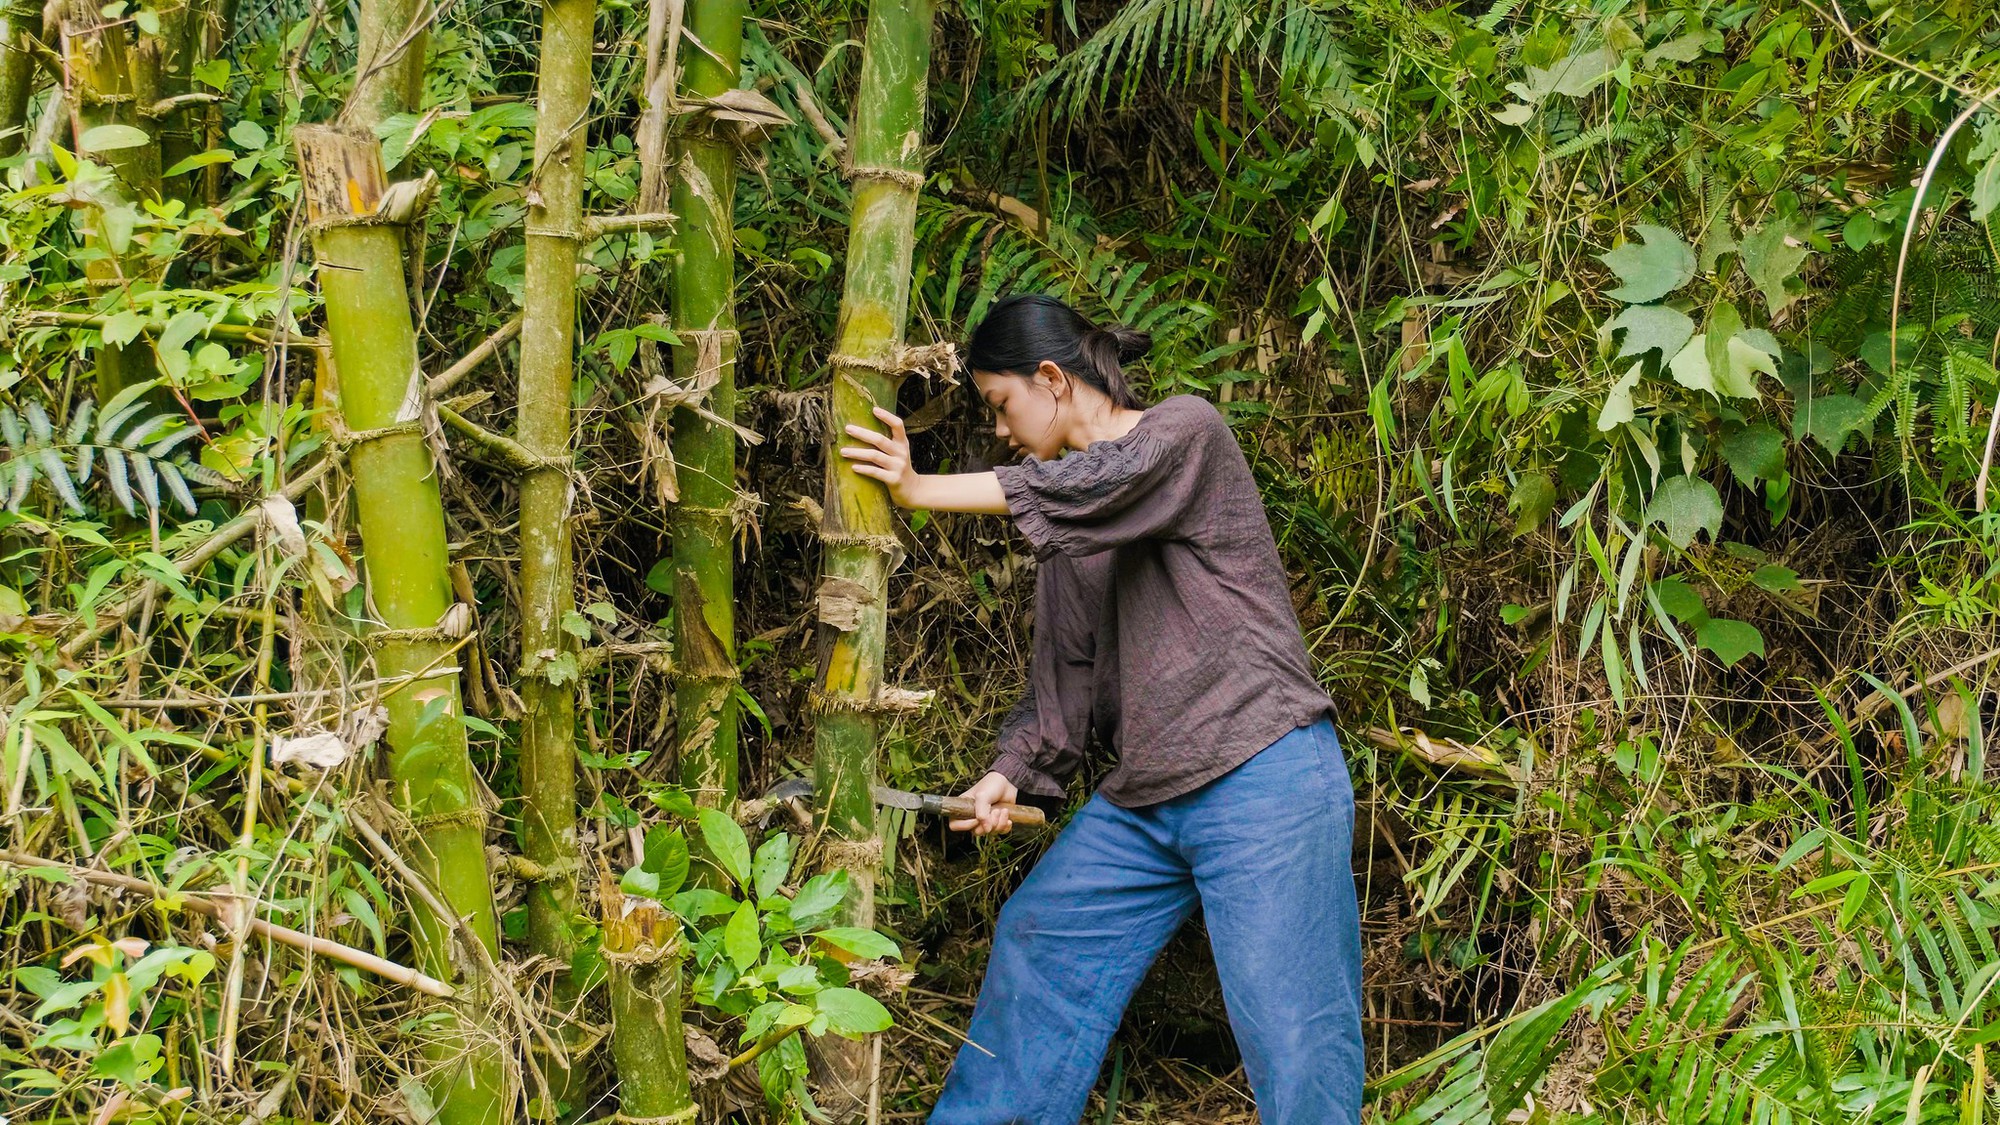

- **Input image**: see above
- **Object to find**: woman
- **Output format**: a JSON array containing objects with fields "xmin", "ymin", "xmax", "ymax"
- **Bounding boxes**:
[{"xmin": 839, "ymin": 294, "xmax": 1364, "ymax": 1125}]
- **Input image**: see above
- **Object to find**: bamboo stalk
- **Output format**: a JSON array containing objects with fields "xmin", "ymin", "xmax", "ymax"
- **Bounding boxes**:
[
  {"xmin": 600, "ymin": 874, "xmax": 698, "ymax": 1122},
  {"xmin": 0, "ymin": 2, "xmax": 33, "ymax": 160},
  {"xmin": 668, "ymin": 0, "xmax": 748, "ymax": 830},
  {"xmin": 0, "ymin": 850, "xmax": 456, "ymax": 997},
  {"xmin": 514, "ymin": 0, "xmax": 593, "ymax": 1096},
  {"xmin": 59, "ymin": 0, "xmax": 164, "ymax": 400},
  {"xmin": 291, "ymin": 122, "xmax": 507, "ymax": 1125},
  {"xmin": 809, "ymin": 0, "xmax": 935, "ymax": 1108}
]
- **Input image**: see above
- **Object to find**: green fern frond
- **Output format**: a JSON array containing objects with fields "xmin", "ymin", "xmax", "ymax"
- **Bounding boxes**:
[{"xmin": 0, "ymin": 395, "xmax": 215, "ymax": 519}]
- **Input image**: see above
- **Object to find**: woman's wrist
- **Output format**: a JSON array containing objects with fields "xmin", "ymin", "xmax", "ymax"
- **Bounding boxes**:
[{"xmin": 891, "ymin": 471, "xmax": 1010, "ymax": 516}]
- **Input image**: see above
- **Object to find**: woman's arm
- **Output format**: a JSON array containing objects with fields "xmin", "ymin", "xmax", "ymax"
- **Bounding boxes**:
[{"xmin": 840, "ymin": 407, "xmax": 1011, "ymax": 514}]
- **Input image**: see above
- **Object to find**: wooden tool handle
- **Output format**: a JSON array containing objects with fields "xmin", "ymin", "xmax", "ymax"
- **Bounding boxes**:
[{"xmin": 937, "ymin": 796, "xmax": 1048, "ymax": 827}]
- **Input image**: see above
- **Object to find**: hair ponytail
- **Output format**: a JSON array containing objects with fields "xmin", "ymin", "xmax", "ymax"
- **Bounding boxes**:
[{"xmin": 966, "ymin": 294, "xmax": 1151, "ymax": 410}]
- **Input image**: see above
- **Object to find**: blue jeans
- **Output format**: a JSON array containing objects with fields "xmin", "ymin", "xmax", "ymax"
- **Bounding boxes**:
[{"xmin": 929, "ymin": 717, "xmax": 1364, "ymax": 1125}]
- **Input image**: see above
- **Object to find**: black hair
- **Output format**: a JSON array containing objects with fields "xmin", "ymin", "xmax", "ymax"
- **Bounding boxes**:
[{"xmin": 964, "ymin": 294, "xmax": 1151, "ymax": 410}]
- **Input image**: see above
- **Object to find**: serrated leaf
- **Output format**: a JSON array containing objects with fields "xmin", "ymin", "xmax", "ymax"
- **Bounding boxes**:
[
  {"xmin": 146, "ymin": 425, "xmax": 200, "ymax": 458},
  {"xmin": 34, "ymin": 449, "xmax": 83, "ymax": 513},
  {"xmin": 1600, "ymin": 224, "xmax": 1696, "ymax": 303},
  {"xmin": 814, "ymin": 987, "xmax": 892, "ymax": 1037},
  {"xmin": 5, "ymin": 459, "xmax": 32, "ymax": 510},
  {"xmin": 132, "ymin": 454, "xmax": 161, "ymax": 514},
  {"xmin": 97, "ymin": 382, "xmax": 158, "ymax": 443},
  {"xmin": 104, "ymin": 448, "xmax": 136, "ymax": 515},
  {"xmin": 1647, "ymin": 475, "xmax": 1722, "ymax": 549},
  {"xmin": 24, "ymin": 401, "xmax": 52, "ymax": 442},
  {"xmin": 0, "ymin": 404, "xmax": 23, "ymax": 448},
  {"xmin": 1605, "ymin": 304, "xmax": 1694, "ymax": 361},
  {"xmin": 73, "ymin": 442, "xmax": 94, "ymax": 486},
  {"xmin": 81, "ymin": 124, "xmax": 151, "ymax": 151},
  {"xmin": 1696, "ymin": 618, "xmax": 1765, "ymax": 666},
  {"xmin": 157, "ymin": 462, "xmax": 198, "ymax": 515},
  {"xmin": 1721, "ymin": 423, "xmax": 1785, "ymax": 486},
  {"xmin": 1738, "ymin": 217, "xmax": 1811, "ymax": 315},
  {"xmin": 1795, "ymin": 394, "xmax": 1872, "ymax": 454},
  {"xmin": 697, "ymin": 807, "xmax": 752, "ymax": 889},
  {"xmin": 1668, "ymin": 333, "xmax": 1714, "ymax": 394},
  {"xmin": 1509, "ymin": 474, "xmax": 1557, "ymax": 536},
  {"xmin": 65, "ymin": 400, "xmax": 95, "ymax": 444}
]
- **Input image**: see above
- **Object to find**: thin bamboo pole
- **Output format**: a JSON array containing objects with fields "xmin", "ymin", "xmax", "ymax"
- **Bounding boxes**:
[
  {"xmin": 513, "ymin": 0, "xmax": 593, "ymax": 1106},
  {"xmin": 292, "ymin": 123, "xmax": 507, "ymax": 1125},
  {"xmin": 810, "ymin": 0, "xmax": 935, "ymax": 1109},
  {"xmin": 667, "ymin": 0, "xmax": 747, "ymax": 825}
]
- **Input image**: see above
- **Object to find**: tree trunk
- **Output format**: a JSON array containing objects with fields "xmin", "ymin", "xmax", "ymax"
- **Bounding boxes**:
[
  {"xmin": 293, "ymin": 124, "xmax": 508, "ymax": 1125},
  {"xmin": 601, "ymin": 874, "xmax": 699, "ymax": 1124},
  {"xmin": 514, "ymin": 0, "xmax": 592, "ymax": 1101},
  {"xmin": 347, "ymin": 0, "xmax": 426, "ymax": 129},
  {"xmin": 667, "ymin": 0, "xmax": 747, "ymax": 825},
  {"xmin": 60, "ymin": 0, "xmax": 164, "ymax": 400},
  {"xmin": 810, "ymin": 0, "xmax": 934, "ymax": 1110},
  {"xmin": 0, "ymin": 2, "xmax": 33, "ymax": 160}
]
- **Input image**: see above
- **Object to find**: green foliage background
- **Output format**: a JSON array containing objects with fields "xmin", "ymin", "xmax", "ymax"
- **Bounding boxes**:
[{"xmin": 8, "ymin": 0, "xmax": 2000, "ymax": 1119}]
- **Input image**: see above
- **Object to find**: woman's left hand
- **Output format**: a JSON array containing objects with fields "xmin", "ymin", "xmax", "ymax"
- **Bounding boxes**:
[{"xmin": 840, "ymin": 407, "xmax": 918, "ymax": 505}]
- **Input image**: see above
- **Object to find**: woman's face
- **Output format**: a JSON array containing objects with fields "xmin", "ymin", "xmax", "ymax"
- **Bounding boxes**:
[{"xmin": 973, "ymin": 365, "xmax": 1066, "ymax": 461}]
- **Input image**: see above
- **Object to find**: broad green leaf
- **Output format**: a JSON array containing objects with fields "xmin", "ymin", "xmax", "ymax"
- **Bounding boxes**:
[
  {"xmin": 1695, "ymin": 618, "xmax": 1765, "ymax": 666},
  {"xmin": 789, "ymin": 871, "xmax": 848, "ymax": 924},
  {"xmin": 1738, "ymin": 217, "xmax": 1810, "ymax": 314},
  {"xmin": 99, "ymin": 205, "xmax": 137, "ymax": 256},
  {"xmin": 1509, "ymin": 474, "xmax": 1557, "ymax": 536},
  {"xmin": 1605, "ymin": 304, "xmax": 1694, "ymax": 360},
  {"xmin": 91, "ymin": 1033, "xmax": 162, "ymax": 1088},
  {"xmin": 101, "ymin": 310, "xmax": 148, "ymax": 349},
  {"xmin": 1721, "ymin": 424, "xmax": 1785, "ymax": 486},
  {"xmin": 811, "ymin": 926, "xmax": 901, "ymax": 961},
  {"xmin": 814, "ymin": 987, "xmax": 892, "ymax": 1037},
  {"xmin": 1649, "ymin": 578, "xmax": 1708, "ymax": 625},
  {"xmin": 1751, "ymin": 564, "xmax": 1801, "ymax": 592},
  {"xmin": 1795, "ymin": 394, "xmax": 1872, "ymax": 454},
  {"xmin": 698, "ymin": 807, "xmax": 752, "ymax": 888},
  {"xmin": 642, "ymin": 825, "xmax": 690, "ymax": 900},
  {"xmin": 228, "ymin": 119, "xmax": 270, "ymax": 151},
  {"xmin": 753, "ymin": 833, "xmax": 793, "ymax": 902},
  {"xmin": 1597, "ymin": 363, "xmax": 1642, "ymax": 431},
  {"xmin": 1500, "ymin": 604, "xmax": 1535, "ymax": 625},
  {"xmin": 667, "ymin": 888, "xmax": 739, "ymax": 921},
  {"xmin": 724, "ymin": 901, "xmax": 761, "ymax": 971},
  {"xmin": 1667, "ymin": 334, "xmax": 1715, "ymax": 395},
  {"xmin": 1646, "ymin": 475, "xmax": 1722, "ymax": 549},
  {"xmin": 165, "ymin": 148, "xmax": 236, "ymax": 177},
  {"xmin": 81, "ymin": 124, "xmax": 151, "ymax": 152},
  {"xmin": 1599, "ymin": 224, "xmax": 1695, "ymax": 303}
]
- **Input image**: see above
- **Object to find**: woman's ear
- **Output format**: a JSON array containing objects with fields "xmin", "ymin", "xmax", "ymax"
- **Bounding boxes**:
[{"xmin": 1035, "ymin": 359, "xmax": 1070, "ymax": 398}]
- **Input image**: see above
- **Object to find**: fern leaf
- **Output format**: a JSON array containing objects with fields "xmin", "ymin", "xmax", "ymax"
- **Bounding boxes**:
[
  {"xmin": 73, "ymin": 443, "xmax": 94, "ymax": 487},
  {"xmin": 0, "ymin": 404, "xmax": 22, "ymax": 450},
  {"xmin": 24, "ymin": 401, "xmax": 53, "ymax": 443},
  {"xmin": 121, "ymin": 413, "xmax": 173, "ymax": 448},
  {"xmin": 64, "ymin": 400, "xmax": 94, "ymax": 445},
  {"xmin": 132, "ymin": 453, "xmax": 161, "ymax": 515},
  {"xmin": 97, "ymin": 397, "xmax": 153, "ymax": 447},
  {"xmin": 33, "ymin": 448, "xmax": 83, "ymax": 514},
  {"xmin": 146, "ymin": 424, "xmax": 200, "ymax": 459},
  {"xmin": 103, "ymin": 448, "xmax": 137, "ymax": 516},
  {"xmin": 3, "ymin": 459, "xmax": 29, "ymax": 511},
  {"xmin": 156, "ymin": 461, "xmax": 198, "ymax": 516}
]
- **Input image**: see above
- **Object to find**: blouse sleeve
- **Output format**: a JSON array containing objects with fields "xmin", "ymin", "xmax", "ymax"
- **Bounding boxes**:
[
  {"xmin": 981, "ymin": 553, "xmax": 1108, "ymax": 798},
  {"xmin": 992, "ymin": 397, "xmax": 1219, "ymax": 559}
]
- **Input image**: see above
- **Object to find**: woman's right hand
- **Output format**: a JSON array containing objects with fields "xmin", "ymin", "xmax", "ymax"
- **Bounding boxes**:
[{"xmin": 950, "ymin": 771, "xmax": 1021, "ymax": 836}]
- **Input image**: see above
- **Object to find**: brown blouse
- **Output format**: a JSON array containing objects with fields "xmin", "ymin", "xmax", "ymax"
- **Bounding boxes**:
[{"xmin": 986, "ymin": 394, "xmax": 1336, "ymax": 808}]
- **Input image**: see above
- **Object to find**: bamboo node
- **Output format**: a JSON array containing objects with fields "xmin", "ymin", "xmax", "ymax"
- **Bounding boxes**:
[
  {"xmin": 613, "ymin": 1109, "xmax": 698, "ymax": 1125},
  {"xmin": 821, "ymin": 837, "xmax": 884, "ymax": 871},
  {"xmin": 818, "ymin": 531, "xmax": 905, "ymax": 558},
  {"xmin": 828, "ymin": 341, "xmax": 959, "ymax": 383},
  {"xmin": 331, "ymin": 417, "xmax": 426, "ymax": 449},
  {"xmin": 600, "ymin": 938, "xmax": 684, "ymax": 967},
  {"xmin": 405, "ymin": 807, "xmax": 489, "ymax": 833},
  {"xmin": 848, "ymin": 164, "xmax": 926, "ymax": 191},
  {"xmin": 805, "ymin": 685, "xmax": 931, "ymax": 718}
]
